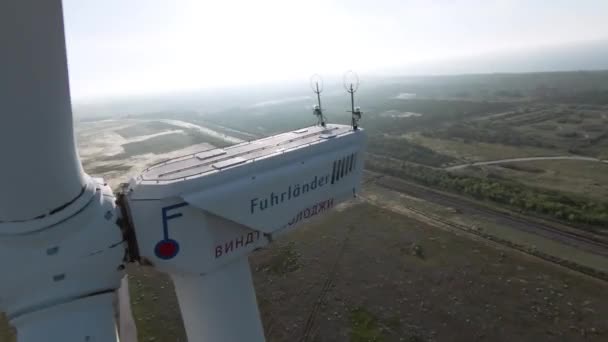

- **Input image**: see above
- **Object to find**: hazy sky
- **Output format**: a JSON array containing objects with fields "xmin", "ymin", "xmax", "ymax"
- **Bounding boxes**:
[{"xmin": 63, "ymin": 0, "xmax": 608, "ymax": 100}]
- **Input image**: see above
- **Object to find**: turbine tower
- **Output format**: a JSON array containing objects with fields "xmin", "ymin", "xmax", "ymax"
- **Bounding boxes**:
[
  {"xmin": 0, "ymin": 0, "xmax": 124, "ymax": 341},
  {"xmin": 0, "ymin": 1, "xmax": 366, "ymax": 341}
]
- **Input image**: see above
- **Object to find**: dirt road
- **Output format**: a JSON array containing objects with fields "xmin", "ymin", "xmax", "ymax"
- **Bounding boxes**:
[{"xmin": 446, "ymin": 155, "xmax": 608, "ymax": 170}]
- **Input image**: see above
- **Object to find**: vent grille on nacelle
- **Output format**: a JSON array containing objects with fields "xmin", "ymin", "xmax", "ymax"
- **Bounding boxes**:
[{"xmin": 331, "ymin": 153, "xmax": 357, "ymax": 184}]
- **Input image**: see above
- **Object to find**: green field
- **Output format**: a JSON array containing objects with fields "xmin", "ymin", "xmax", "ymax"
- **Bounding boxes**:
[
  {"xmin": 457, "ymin": 160, "xmax": 608, "ymax": 202},
  {"xmin": 2, "ymin": 201, "xmax": 607, "ymax": 342},
  {"xmin": 406, "ymin": 133, "xmax": 566, "ymax": 162}
]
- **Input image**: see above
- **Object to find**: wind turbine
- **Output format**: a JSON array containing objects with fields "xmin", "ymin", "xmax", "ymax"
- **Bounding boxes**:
[
  {"xmin": 0, "ymin": 0, "xmax": 125, "ymax": 340},
  {"xmin": 0, "ymin": 1, "xmax": 366, "ymax": 342}
]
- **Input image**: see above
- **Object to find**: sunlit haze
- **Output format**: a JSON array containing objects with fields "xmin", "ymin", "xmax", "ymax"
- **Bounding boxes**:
[{"xmin": 63, "ymin": 0, "xmax": 608, "ymax": 100}]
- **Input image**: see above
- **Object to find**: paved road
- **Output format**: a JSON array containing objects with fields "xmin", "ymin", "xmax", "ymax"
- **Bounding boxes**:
[{"xmin": 446, "ymin": 155, "xmax": 608, "ymax": 170}]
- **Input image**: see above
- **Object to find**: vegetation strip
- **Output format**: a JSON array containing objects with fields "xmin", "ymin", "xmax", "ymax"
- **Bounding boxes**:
[
  {"xmin": 367, "ymin": 156, "xmax": 608, "ymax": 230},
  {"xmin": 363, "ymin": 177, "xmax": 608, "ymax": 282}
]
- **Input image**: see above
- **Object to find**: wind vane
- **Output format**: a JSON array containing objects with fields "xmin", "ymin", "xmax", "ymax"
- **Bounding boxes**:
[
  {"xmin": 343, "ymin": 70, "xmax": 362, "ymax": 130},
  {"xmin": 310, "ymin": 74, "xmax": 326, "ymax": 127}
]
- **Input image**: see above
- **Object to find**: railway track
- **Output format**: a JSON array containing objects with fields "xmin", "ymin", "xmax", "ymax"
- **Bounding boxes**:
[
  {"xmin": 362, "ymin": 171, "xmax": 608, "ymax": 281},
  {"xmin": 368, "ymin": 171, "xmax": 608, "ymax": 257}
]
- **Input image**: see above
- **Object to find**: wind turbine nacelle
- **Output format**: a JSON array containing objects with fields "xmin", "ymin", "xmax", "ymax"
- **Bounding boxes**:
[{"xmin": 125, "ymin": 125, "xmax": 366, "ymax": 275}]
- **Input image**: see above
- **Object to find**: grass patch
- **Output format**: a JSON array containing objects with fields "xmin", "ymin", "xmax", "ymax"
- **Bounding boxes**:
[
  {"xmin": 579, "ymin": 135, "xmax": 608, "ymax": 159},
  {"xmin": 264, "ymin": 242, "xmax": 300, "ymax": 275},
  {"xmin": 466, "ymin": 160, "xmax": 608, "ymax": 202},
  {"xmin": 0, "ymin": 314, "xmax": 15, "ymax": 342},
  {"xmin": 350, "ymin": 307, "xmax": 384, "ymax": 342},
  {"xmin": 368, "ymin": 136, "xmax": 457, "ymax": 167},
  {"xmin": 406, "ymin": 133, "xmax": 563, "ymax": 162},
  {"xmin": 498, "ymin": 163, "xmax": 545, "ymax": 173},
  {"xmin": 127, "ymin": 268, "xmax": 187, "ymax": 342},
  {"xmin": 367, "ymin": 156, "xmax": 608, "ymax": 231},
  {"xmin": 409, "ymin": 243, "xmax": 425, "ymax": 259}
]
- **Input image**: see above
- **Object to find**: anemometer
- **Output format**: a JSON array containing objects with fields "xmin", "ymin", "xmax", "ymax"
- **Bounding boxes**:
[
  {"xmin": 310, "ymin": 74, "xmax": 326, "ymax": 127},
  {"xmin": 344, "ymin": 70, "xmax": 363, "ymax": 130},
  {"xmin": 310, "ymin": 71, "xmax": 364, "ymax": 130}
]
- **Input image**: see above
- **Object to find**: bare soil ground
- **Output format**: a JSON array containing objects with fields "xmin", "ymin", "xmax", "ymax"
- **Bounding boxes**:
[
  {"xmin": 253, "ymin": 203, "xmax": 608, "ymax": 342},
  {"xmin": 5, "ymin": 200, "xmax": 607, "ymax": 342}
]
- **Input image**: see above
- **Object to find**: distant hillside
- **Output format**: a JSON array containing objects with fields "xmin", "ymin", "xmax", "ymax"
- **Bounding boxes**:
[{"xmin": 387, "ymin": 40, "xmax": 608, "ymax": 76}]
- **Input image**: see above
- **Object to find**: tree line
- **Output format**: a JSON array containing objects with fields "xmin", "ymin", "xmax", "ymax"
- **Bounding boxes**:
[{"xmin": 366, "ymin": 157, "xmax": 608, "ymax": 231}]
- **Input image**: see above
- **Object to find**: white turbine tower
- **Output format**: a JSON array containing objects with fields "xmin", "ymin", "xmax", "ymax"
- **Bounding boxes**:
[
  {"xmin": 0, "ymin": 0, "xmax": 124, "ymax": 341},
  {"xmin": 0, "ymin": 1, "xmax": 367, "ymax": 342}
]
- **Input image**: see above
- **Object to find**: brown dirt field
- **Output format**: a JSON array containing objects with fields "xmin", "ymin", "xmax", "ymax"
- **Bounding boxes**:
[
  {"xmin": 253, "ymin": 202, "xmax": 608, "ymax": 342},
  {"xmin": 1, "ymin": 202, "xmax": 607, "ymax": 342}
]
